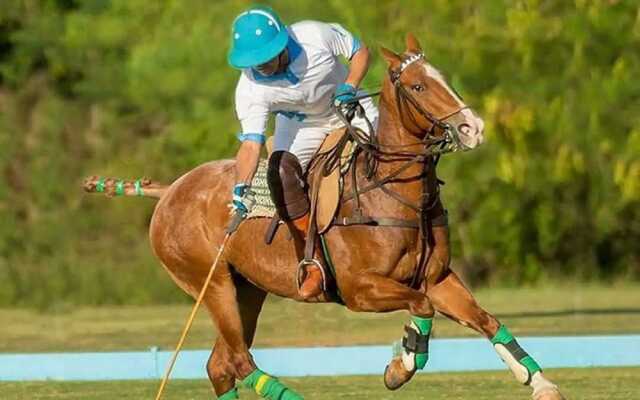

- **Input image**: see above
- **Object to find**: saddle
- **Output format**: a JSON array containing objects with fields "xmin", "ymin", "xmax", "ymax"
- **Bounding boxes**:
[
  {"xmin": 247, "ymin": 127, "xmax": 355, "ymax": 238},
  {"xmin": 237, "ymin": 128, "xmax": 354, "ymax": 302}
]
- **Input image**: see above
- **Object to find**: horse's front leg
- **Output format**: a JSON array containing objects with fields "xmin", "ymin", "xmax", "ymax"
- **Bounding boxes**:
[
  {"xmin": 425, "ymin": 225, "xmax": 565, "ymax": 400},
  {"xmin": 371, "ymin": 223, "xmax": 454, "ymax": 391},
  {"xmin": 340, "ymin": 258, "xmax": 436, "ymax": 391}
]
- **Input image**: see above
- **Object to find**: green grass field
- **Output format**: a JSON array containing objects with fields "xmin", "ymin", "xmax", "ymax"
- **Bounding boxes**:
[
  {"xmin": 1, "ymin": 283, "xmax": 639, "ymax": 399},
  {"xmin": 0, "ymin": 368, "xmax": 638, "ymax": 399},
  {"xmin": 1, "ymin": 283, "xmax": 639, "ymax": 352}
]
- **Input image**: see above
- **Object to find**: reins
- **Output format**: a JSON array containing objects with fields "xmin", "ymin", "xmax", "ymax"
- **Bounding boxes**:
[{"xmin": 325, "ymin": 52, "xmax": 462, "ymax": 290}]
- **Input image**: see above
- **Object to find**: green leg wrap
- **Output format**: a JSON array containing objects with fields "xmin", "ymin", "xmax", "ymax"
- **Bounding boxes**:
[
  {"xmin": 398, "ymin": 316, "xmax": 432, "ymax": 371},
  {"xmin": 218, "ymin": 387, "xmax": 239, "ymax": 400},
  {"xmin": 242, "ymin": 369, "xmax": 303, "ymax": 400},
  {"xmin": 491, "ymin": 324, "xmax": 542, "ymax": 383},
  {"xmin": 411, "ymin": 316, "xmax": 432, "ymax": 370}
]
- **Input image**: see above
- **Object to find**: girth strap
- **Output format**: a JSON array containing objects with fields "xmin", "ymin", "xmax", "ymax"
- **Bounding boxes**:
[{"xmin": 333, "ymin": 215, "xmax": 419, "ymax": 229}]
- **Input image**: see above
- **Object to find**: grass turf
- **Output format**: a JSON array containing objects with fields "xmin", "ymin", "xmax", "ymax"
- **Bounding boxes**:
[
  {"xmin": 1, "ymin": 283, "xmax": 638, "ymax": 353},
  {"xmin": 0, "ymin": 367, "xmax": 637, "ymax": 399}
]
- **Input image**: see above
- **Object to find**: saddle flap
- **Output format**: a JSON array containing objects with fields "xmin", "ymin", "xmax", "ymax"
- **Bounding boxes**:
[
  {"xmin": 316, "ymin": 127, "xmax": 347, "ymax": 156},
  {"xmin": 317, "ymin": 166, "xmax": 341, "ymax": 233},
  {"xmin": 256, "ymin": 127, "xmax": 352, "ymax": 235},
  {"xmin": 314, "ymin": 128, "xmax": 351, "ymax": 233}
]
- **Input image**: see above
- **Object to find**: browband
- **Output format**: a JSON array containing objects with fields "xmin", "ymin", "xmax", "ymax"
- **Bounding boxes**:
[{"xmin": 399, "ymin": 53, "xmax": 424, "ymax": 73}]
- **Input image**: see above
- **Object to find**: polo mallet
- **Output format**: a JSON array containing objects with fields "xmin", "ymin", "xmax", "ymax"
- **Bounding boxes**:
[{"xmin": 154, "ymin": 211, "xmax": 244, "ymax": 400}]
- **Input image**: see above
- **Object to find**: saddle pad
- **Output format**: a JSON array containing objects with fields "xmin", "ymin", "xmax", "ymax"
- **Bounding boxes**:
[
  {"xmin": 246, "ymin": 159, "xmax": 276, "ymax": 219},
  {"xmin": 246, "ymin": 128, "xmax": 354, "ymax": 226}
]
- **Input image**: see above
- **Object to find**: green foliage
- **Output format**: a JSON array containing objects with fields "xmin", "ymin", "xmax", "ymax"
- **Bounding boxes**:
[{"xmin": 0, "ymin": 0, "xmax": 638, "ymax": 307}]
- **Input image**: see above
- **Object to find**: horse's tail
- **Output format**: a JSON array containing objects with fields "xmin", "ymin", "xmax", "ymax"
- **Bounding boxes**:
[{"xmin": 83, "ymin": 176, "xmax": 168, "ymax": 199}]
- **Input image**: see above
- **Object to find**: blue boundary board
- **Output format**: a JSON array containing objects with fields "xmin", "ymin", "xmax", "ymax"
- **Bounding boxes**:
[{"xmin": 1, "ymin": 335, "xmax": 639, "ymax": 381}]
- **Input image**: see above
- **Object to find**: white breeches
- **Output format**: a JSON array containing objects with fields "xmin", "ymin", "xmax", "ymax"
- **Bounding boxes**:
[{"xmin": 272, "ymin": 98, "xmax": 379, "ymax": 171}]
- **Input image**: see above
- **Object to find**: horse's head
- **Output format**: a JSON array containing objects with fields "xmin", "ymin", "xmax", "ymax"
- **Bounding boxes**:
[{"xmin": 380, "ymin": 33, "xmax": 484, "ymax": 151}]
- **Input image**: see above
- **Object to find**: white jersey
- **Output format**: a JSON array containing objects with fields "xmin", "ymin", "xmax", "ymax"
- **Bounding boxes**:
[{"xmin": 234, "ymin": 21, "xmax": 378, "ymax": 160}]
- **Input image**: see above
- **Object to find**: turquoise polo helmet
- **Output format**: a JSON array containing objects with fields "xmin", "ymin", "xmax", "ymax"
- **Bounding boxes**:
[{"xmin": 228, "ymin": 7, "xmax": 288, "ymax": 69}]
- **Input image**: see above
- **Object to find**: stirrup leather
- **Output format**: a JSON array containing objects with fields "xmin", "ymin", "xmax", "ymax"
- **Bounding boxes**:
[{"xmin": 296, "ymin": 258, "xmax": 328, "ymax": 292}]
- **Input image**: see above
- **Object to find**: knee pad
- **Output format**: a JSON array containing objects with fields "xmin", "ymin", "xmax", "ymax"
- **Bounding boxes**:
[{"xmin": 267, "ymin": 151, "xmax": 309, "ymax": 220}]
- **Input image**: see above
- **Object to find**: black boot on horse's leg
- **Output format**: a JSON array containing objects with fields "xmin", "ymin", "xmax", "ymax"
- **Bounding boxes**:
[{"xmin": 267, "ymin": 151, "xmax": 324, "ymax": 299}]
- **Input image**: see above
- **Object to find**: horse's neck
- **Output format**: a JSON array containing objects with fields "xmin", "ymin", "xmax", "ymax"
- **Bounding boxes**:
[
  {"xmin": 376, "ymin": 95, "xmax": 418, "ymax": 148},
  {"xmin": 348, "ymin": 92, "xmax": 427, "ymax": 217},
  {"xmin": 377, "ymin": 92, "xmax": 427, "ymax": 179}
]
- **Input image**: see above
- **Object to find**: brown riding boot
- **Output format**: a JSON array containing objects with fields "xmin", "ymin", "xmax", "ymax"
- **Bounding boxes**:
[{"xmin": 291, "ymin": 213, "xmax": 324, "ymax": 299}]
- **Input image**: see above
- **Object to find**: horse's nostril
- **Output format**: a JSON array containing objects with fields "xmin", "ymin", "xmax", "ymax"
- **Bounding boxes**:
[{"xmin": 458, "ymin": 123, "xmax": 471, "ymax": 134}]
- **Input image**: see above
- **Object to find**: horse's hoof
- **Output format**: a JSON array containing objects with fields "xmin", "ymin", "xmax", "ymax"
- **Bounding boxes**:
[
  {"xmin": 532, "ymin": 387, "xmax": 566, "ymax": 400},
  {"xmin": 383, "ymin": 357, "xmax": 415, "ymax": 391}
]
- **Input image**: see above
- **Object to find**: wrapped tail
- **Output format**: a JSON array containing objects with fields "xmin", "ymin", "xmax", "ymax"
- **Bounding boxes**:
[{"xmin": 83, "ymin": 176, "xmax": 168, "ymax": 199}]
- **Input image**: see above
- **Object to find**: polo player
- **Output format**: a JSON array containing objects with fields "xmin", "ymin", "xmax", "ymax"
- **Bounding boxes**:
[{"xmin": 228, "ymin": 6, "xmax": 379, "ymax": 299}]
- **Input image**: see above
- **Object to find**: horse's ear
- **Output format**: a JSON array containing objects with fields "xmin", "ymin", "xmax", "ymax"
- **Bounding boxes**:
[
  {"xmin": 405, "ymin": 32, "xmax": 422, "ymax": 53},
  {"xmin": 380, "ymin": 46, "xmax": 402, "ymax": 68}
]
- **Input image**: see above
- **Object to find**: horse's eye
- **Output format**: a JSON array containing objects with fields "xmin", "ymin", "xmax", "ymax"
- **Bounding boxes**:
[{"xmin": 411, "ymin": 84, "xmax": 425, "ymax": 92}]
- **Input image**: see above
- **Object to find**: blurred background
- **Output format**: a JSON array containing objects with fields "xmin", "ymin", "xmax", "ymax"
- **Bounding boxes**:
[
  {"xmin": 1, "ymin": 1, "xmax": 639, "ymax": 398},
  {"xmin": 1, "ymin": 0, "xmax": 638, "ymax": 309}
]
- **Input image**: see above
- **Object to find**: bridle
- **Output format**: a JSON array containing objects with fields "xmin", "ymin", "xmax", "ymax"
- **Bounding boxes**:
[
  {"xmin": 327, "ymin": 52, "xmax": 471, "ymax": 290},
  {"xmin": 389, "ymin": 52, "xmax": 470, "ymax": 154}
]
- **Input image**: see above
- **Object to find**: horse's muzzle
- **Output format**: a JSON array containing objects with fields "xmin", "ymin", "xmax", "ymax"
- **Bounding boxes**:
[{"xmin": 444, "ymin": 109, "xmax": 485, "ymax": 151}]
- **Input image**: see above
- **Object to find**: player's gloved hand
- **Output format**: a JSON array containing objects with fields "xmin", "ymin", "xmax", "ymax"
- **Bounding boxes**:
[
  {"xmin": 231, "ymin": 183, "xmax": 249, "ymax": 217},
  {"xmin": 333, "ymin": 83, "xmax": 357, "ymax": 107}
]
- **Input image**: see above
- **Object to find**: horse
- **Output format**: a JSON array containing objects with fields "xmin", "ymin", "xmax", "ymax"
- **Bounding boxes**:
[{"xmin": 84, "ymin": 33, "xmax": 565, "ymax": 400}]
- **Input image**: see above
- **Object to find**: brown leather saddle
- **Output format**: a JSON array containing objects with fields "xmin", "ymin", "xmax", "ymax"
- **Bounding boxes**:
[
  {"xmin": 264, "ymin": 127, "xmax": 354, "ymax": 243},
  {"xmin": 261, "ymin": 128, "xmax": 355, "ymax": 302}
]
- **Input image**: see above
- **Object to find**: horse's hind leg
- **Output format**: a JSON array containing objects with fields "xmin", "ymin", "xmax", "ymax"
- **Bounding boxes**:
[
  {"xmin": 428, "ymin": 269, "xmax": 566, "ymax": 400},
  {"xmin": 204, "ymin": 264, "xmax": 303, "ymax": 400},
  {"xmin": 206, "ymin": 339, "xmax": 236, "ymax": 398},
  {"xmin": 204, "ymin": 268, "xmax": 267, "ymax": 398}
]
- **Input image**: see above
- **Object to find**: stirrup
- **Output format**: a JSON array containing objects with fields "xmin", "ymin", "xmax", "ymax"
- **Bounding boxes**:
[{"xmin": 296, "ymin": 258, "xmax": 327, "ymax": 292}]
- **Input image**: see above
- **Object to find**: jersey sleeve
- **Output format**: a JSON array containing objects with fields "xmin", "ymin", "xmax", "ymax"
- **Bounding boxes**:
[
  {"xmin": 318, "ymin": 22, "xmax": 362, "ymax": 60},
  {"xmin": 234, "ymin": 80, "xmax": 269, "ymax": 143}
]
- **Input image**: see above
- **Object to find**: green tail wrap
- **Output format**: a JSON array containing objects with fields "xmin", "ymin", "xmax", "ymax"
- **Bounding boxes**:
[
  {"xmin": 491, "ymin": 324, "xmax": 542, "ymax": 375},
  {"xmin": 115, "ymin": 180, "xmax": 125, "ymax": 196},
  {"xmin": 411, "ymin": 316, "xmax": 432, "ymax": 370},
  {"xmin": 96, "ymin": 177, "xmax": 106, "ymax": 193},
  {"xmin": 134, "ymin": 179, "xmax": 145, "ymax": 196},
  {"xmin": 218, "ymin": 387, "xmax": 239, "ymax": 400},
  {"xmin": 242, "ymin": 369, "xmax": 303, "ymax": 400}
]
